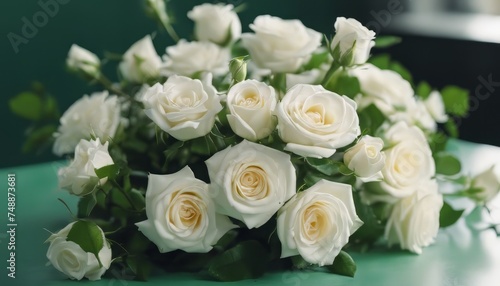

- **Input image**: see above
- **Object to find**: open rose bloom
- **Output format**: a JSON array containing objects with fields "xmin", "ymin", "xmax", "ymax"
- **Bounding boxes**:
[{"xmin": 38, "ymin": 2, "xmax": 480, "ymax": 282}]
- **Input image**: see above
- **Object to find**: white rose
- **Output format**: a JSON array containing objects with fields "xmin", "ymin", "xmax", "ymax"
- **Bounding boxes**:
[
  {"xmin": 58, "ymin": 138, "xmax": 114, "ymax": 196},
  {"xmin": 389, "ymin": 98, "xmax": 437, "ymax": 132},
  {"xmin": 376, "ymin": 122, "xmax": 435, "ymax": 201},
  {"xmin": 136, "ymin": 166, "xmax": 235, "ymax": 253},
  {"xmin": 142, "ymin": 74, "xmax": 222, "ymax": 141},
  {"xmin": 349, "ymin": 64, "xmax": 415, "ymax": 115},
  {"xmin": 46, "ymin": 222, "xmax": 112, "ymax": 281},
  {"xmin": 162, "ymin": 40, "xmax": 230, "ymax": 77},
  {"xmin": 469, "ymin": 165, "xmax": 500, "ymax": 204},
  {"xmin": 226, "ymin": 80, "xmax": 277, "ymax": 141},
  {"xmin": 424, "ymin": 91, "xmax": 448, "ymax": 123},
  {"xmin": 119, "ymin": 35, "xmax": 162, "ymax": 83},
  {"xmin": 188, "ymin": 3, "xmax": 241, "ymax": 45},
  {"xmin": 205, "ymin": 140, "xmax": 296, "ymax": 229},
  {"xmin": 53, "ymin": 91, "xmax": 122, "ymax": 156},
  {"xmin": 344, "ymin": 135, "xmax": 386, "ymax": 180},
  {"xmin": 66, "ymin": 44, "xmax": 100, "ymax": 77},
  {"xmin": 276, "ymin": 84, "xmax": 360, "ymax": 158},
  {"xmin": 241, "ymin": 15, "xmax": 322, "ymax": 73},
  {"xmin": 385, "ymin": 179, "xmax": 443, "ymax": 254},
  {"xmin": 331, "ymin": 17, "xmax": 376, "ymax": 66},
  {"xmin": 277, "ymin": 180, "xmax": 363, "ymax": 266}
]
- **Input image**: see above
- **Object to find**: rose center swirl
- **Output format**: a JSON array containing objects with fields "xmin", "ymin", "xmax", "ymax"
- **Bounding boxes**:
[
  {"xmin": 236, "ymin": 90, "xmax": 261, "ymax": 108},
  {"xmin": 168, "ymin": 192, "xmax": 203, "ymax": 229},
  {"xmin": 234, "ymin": 165, "xmax": 269, "ymax": 200},
  {"xmin": 301, "ymin": 203, "xmax": 332, "ymax": 241},
  {"xmin": 174, "ymin": 92, "xmax": 200, "ymax": 107}
]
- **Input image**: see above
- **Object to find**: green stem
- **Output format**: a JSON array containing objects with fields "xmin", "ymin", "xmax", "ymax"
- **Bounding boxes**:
[
  {"xmin": 321, "ymin": 61, "xmax": 341, "ymax": 88},
  {"xmin": 271, "ymin": 73, "xmax": 287, "ymax": 97},
  {"xmin": 110, "ymin": 180, "xmax": 139, "ymax": 211},
  {"xmin": 443, "ymin": 191, "xmax": 468, "ymax": 198},
  {"xmin": 97, "ymin": 74, "xmax": 130, "ymax": 98}
]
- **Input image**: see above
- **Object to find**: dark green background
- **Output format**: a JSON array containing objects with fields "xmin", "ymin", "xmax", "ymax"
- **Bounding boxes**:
[{"xmin": 2, "ymin": 0, "xmax": 499, "ymax": 168}]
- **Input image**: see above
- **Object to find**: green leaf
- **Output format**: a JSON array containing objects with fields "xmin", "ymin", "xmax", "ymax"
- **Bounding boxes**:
[
  {"xmin": 43, "ymin": 95, "xmax": 60, "ymax": 120},
  {"xmin": 22, "ymin": 125, "xmax": 57, "ymax": 153},
  {"xmin": 374, "ymin": 36, "xmax": 402, "ymax": 48},
  {"xmin": 306, "ymin": 158, "xmax": 340, "ymax": 176},
  {"xmin": 207, "ymin": 240, "xmax": 269, "ymax": 281},
  {"xmin": 213, "ymin": 229, "xmax": 238, "ymax": 252},
  {"xmin": 416, "ymin": 81, "xmax": 432, "ymax": 100},
  {"xmin": 441, "ymin": 86, "xmax": 469, "ymax": 116},
  {"xmin": 339, "ymin": 164, "xmax": 354, "ymax": 176},
  {"xmin": 129, "ymin": 188, "xmax": 146, "ymax": 211},
  {"xmin": 270, "ymin": 73, "xmax": 287, "ymax": 94},
  {"xmin": 126, "ymin": 255, "xmax": 152, "ymax": 281},
  {"xmin": 66, "ymin": 221, "xmax": 105, "ymax": 267},
  {"xmin": 434, "ymin": 153, "xmax": 461, "ymax": 176},
  {"xmin": 190, "ymin": 135, "xmax": 218, "ymax": 156},
  {"xmin": 9, "ymin": 92, "xmax": 44, "ymax": 120},
  {"xmin": 358, "ymin": 104, "xmax": 386, "ymax": 135},
  {"xmin": 439, "ymin": 201, "xmax": 464, "ymax": 228},
  {"xmin": 429, "ymin": 132, "xmax": 448, "ymax": 153},
  {"xmin": 333, "ymin": 73, "xmax": 361, "ymax": 98},
  {"xmin": 122, "ymin": 139, "xmax": 149, "ymax": 153},
  {"xmin": 303, "ymin": 50, "xmax": 330, "ymax": 71},
  {"xmin": 94, "ymin": 164, "xmax": 119, "ymax": 180},
  {"xmin": 77, "ymin": 194, "xmax": 97, "ymax": 217},
  {"xmin": 349, "ymin": 191, "xmax": 385, "ymax": 247},
  {"xmin": 325, "ymin": 251, "xmax": 357, "ymax": 277},
  {"xmin": 368, "ymin": 54, "xmax": 390, "ymax": 69}
]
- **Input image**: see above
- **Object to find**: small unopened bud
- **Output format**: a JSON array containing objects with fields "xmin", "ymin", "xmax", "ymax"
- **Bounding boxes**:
[
  {"xmin": 145, "ymin": 0, "xmax": 169, "ymax": 27},
  {"xmin": 229, "ymin": 56, "xmax": 247, "ymax": 84},
  {"xmin": 66, "ymin": 44, "xmax": 101, "ymax": 79}
]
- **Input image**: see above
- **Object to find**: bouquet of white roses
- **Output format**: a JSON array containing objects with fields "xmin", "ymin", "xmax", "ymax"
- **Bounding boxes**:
[{"xmin": 10, "ymin": 0, "xmax": 500, "ymax": 282}]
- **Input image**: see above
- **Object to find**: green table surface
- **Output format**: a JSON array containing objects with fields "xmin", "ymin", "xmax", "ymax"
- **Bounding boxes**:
[{"xmin": 1, "ymin": 139, "xmax": 500, "ymax": 286}]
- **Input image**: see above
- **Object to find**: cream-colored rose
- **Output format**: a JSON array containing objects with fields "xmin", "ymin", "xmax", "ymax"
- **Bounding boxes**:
[
  {"xmin": 162, "ymin": 40, "xmax": 230, "ymax": 77},
  {"xmin": 136, "ymin": 167, "xmax": 235, "ymax": 253},
  {"xmin": 58, "ymin": 138, "xmax": 114, "ymax": 196},
  {"xmin": 142, "ymin": 74, "xmax": 222, "ymax": 141},
  {"xmin": 469, "ymin": 165, "xmax": 500, "ymax": 204},
  {"xmin": 349, "ymin": 64, "xmax": 415, "ymax": 116},
  {"xmin": 385, "ymin": 179, "xmax": 443, "ymax": 254},
  {"xmin": 331, "ymin": 17, "xmax": 376, "ymax": 66},
  {"xmin": 276, "ymin": 84, "xmax": 360, "ymax": 158},
  {"xmin": 424, "ymin": 91, "xmax": 448, "ymax": 123},
  {"xmin": 241, "ymin": 15, "xmax": 322, "ymax": 73},
  {"xmin": 46, "ymin": 222, "xmax": 112, "ymax": 281},
  {"xmin": 277, "ymin": 180, "xmax": 363, "ymax": 266},
  {"xmin": 389, "ymin": 98, "xmax": 437, "ymax": 132},
  {"xmin": 119, "ymin": 35, "xmax": 162, "ymax": 83},
  {"xmin": 66, "ymin": 44, "xmax": 100, "ymax": 77},
  {"xmin": 344, "ymin": 135, "xmax": 385, "ymax": 179},
  {"xmin": 188, "ymin": 3, "xmax": 241, "ymax": 45},
  {"xmin": 205, "ymin": 140, "xmax": 296, "ymax": 229},
  {"xmin": 53, "ymin": 91, "xmax": 122, "ymax": 156},
  {"xmin": 226, "ymin": 80, "xmax": 277, "ymax": 141},
  {"xmin": 375, "ymin": 122, "xmax": 435, "ymax": 201}
]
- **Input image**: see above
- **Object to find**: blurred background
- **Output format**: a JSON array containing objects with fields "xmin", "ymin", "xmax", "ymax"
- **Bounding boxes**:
[{"xmin": 1, "ymin": 0, "xmax": 499, "ymax": 168}]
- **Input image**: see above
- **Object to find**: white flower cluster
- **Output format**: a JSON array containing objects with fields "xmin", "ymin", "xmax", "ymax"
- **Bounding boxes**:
[{"xmin": 46, "ymin": 2, "xmax": 486, "ymax": 281}]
